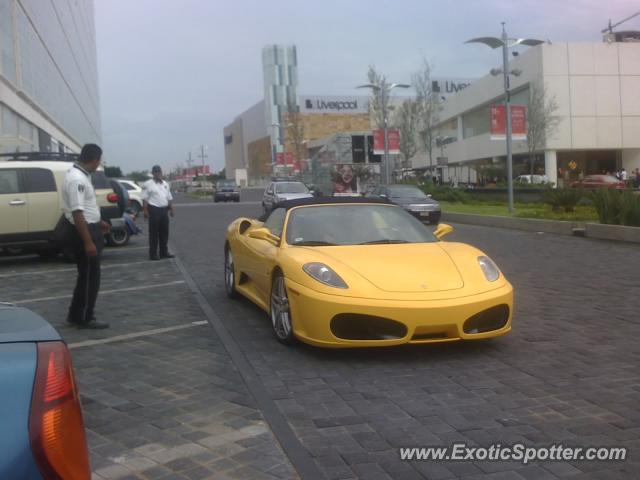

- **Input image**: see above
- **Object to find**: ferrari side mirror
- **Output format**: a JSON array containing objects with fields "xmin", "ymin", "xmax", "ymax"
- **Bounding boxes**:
[
  {"xmin": 433, "ymin": 223, "xmax": 454, "ymax": 240},
  {"xmin": 248, "ymin": 227, "xmax": 280, "ymax": 244}
]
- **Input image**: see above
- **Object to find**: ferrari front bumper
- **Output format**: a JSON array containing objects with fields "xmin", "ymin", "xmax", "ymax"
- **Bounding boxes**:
[{"xmin": 285, "ymin": 279, "xmax": 513, "ymax": 348}]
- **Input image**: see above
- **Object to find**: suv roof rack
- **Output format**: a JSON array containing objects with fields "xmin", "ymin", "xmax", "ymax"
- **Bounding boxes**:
[{"xmin": 0, "ymin": 151, "xmax": 79, "ymax": 162}]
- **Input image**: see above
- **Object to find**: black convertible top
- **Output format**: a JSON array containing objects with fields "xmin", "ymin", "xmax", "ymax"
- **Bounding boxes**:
[{"xmin": 276, "ymin": 196, "xmax": 390, "ymax": 210}]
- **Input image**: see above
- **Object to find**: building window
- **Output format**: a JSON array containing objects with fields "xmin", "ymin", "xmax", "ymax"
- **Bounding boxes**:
[{"xmin": 224, "ymin": 135, "xmax": 233, "ymax": 145}]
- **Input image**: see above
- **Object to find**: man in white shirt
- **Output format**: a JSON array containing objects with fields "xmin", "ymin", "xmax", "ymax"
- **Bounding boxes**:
[
  {"xmin": 62, "ymin": 143, "xmax": 111, "ymax": 329},
  {"xmin": 143, "ymin": 165, "xmax": 175, "ymax": 260}
]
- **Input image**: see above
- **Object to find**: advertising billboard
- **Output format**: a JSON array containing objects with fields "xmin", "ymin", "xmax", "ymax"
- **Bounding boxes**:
[
  {"xmin": 490, "ymin": 105, "xmax": 527, "ymax": 140},
  {"xmin": 373, "ymin": 129, "xmax": 400, "ymax": 155}
]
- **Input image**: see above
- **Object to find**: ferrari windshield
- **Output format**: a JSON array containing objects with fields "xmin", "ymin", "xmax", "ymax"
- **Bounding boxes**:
[
  {"xmin": 285, "ymin": 204, "xmax": 437, "ymax": 246},
  {"xmin": 275, "ymin": 182, "xmax": 309, "ymax": 194}
]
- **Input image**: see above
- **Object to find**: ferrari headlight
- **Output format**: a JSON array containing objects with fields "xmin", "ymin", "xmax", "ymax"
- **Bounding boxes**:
[
  {"xmin": 478, "ymin": 256, "xmax": 500, "ymax": 282},
  {"xmin": 303, "ymin": 263, "xmax": 348, "ymax": 289}
]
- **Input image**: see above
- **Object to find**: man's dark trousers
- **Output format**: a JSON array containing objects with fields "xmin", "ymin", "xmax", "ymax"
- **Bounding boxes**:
[
  {"xmin": 68, "ymin": 223, "xmax": 103, "ymax": 324},
  {"xmin": 148, "ymin": 205, "xmax": 170, "ymax": 257}
]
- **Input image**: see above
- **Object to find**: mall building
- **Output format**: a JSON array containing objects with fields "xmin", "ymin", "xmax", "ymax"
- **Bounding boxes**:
[
  {"xmin": 224, "ymin": 45, "xmax": 374, "ymax": 186},
  {"xmin": 0, "ymin": 0, "xmax": 101, "ymax": 154},
  {"xmin": 413, "ymin": 37, "xmax": 640, "ymax": 185}
]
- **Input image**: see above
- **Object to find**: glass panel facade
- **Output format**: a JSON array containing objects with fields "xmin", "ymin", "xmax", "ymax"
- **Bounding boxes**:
[
  {"xmin": 0, "ymin": 0, "xmax": 17, "ymax": 84},
  {"xmin": 0, "ymin": 0, "xmax": 101, "ymax": 151}
]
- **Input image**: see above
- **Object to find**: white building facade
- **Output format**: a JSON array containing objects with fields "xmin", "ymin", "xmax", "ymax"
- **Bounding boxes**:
[
  {"xmin": 0, "ymin": 0, "xmax": 101, "ymax": 154},
  {"xmin": 414, "ymin": 41, "xmax": 640, "ymax": 185}
]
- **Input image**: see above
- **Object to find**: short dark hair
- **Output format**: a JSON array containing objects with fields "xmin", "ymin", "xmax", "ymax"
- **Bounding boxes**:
[
  {"xmin": 80, "ymin": 143, "xmax": 102, "ymax": 163},
  {"xmin": 152, "ymin": 165, "xmax": 162, "ymax": 172}
]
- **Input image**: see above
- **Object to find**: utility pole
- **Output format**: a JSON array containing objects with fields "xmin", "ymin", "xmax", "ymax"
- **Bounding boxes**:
[{"xmin": 186, "ymin": 151, "xmax": 193, "ymax": 168}]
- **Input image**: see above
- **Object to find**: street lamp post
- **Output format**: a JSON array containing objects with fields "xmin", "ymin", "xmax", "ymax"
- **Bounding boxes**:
[
  {"xmin": 356, "ymin": 82, "xmax": 410, "ymax": 184},
  {"xmin": 466, "ymin": 23, "xmax": 544, "ymax": 213}
]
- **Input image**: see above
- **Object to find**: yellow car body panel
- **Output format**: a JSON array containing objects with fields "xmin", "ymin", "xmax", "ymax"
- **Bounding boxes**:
[{"xmin": 225, "ymin": 204, "xmax": 514, "ymax": 348}]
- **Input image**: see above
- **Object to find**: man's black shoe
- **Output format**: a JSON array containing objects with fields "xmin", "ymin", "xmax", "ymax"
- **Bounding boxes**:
[
  {"xmin": 76, "ymin": 319, "xmax": 110, "ymax": 329},
  {"xmin": 160, "ymin": 253, "xmax": 175, "ymax": 259},
  {"xmin": 150, "ymin": 255, "xmax": 160, "ymax": 261}
]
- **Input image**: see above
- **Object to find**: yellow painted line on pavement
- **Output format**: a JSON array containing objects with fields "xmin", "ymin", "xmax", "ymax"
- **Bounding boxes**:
[
  {"xmin": 68, "ymin": 321, "xmax": 209, "ymax": 349},
  {"xmin": 12, "ymin": 280, "xmax": 186, "ymax": 304}
]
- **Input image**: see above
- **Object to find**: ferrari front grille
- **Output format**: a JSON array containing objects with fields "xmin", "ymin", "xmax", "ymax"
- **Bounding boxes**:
[
  {"xmin": 463, "ymin": 304, "xmax": 510, "ymax": 334},
  {"xmin": 330, "ymin": 314, "xmax": 407, "ymax": 340}
]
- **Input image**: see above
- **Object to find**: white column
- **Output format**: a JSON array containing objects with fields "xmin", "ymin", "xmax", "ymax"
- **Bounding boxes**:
[{"xmin": 545, "ymin": 150, "xmax": 558, "ymax": 187}]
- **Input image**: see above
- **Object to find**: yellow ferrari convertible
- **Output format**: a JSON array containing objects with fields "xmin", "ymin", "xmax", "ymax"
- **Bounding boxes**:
[{"xmin": 224, "ymin": 198, "xmax": 513, "ymax": 348}]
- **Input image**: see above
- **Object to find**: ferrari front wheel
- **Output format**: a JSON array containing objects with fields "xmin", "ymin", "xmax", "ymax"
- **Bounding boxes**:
[
  {"xmin": 270, "ymin": 274, "xmax": 296, "ymax": 345},
  {"xmin": 224, "ymin": 247, "xmax": 239, "ymax": 299}
]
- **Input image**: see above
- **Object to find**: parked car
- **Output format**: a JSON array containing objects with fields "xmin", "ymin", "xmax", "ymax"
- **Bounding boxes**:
[
  {"xmin": 214, "ymin": 180, "xmax": 240, "ymax": 203},
  {"xmin": 368, "ymin": 184, "xmax": 441, "ymax": 224},
  {"xmin": 0, "ymin": 303, "xmax": 91, "ymax": 479},
  {"xmin": 0, "ymin": 152, "xmax": 125, "ymax": 257},
  {"xmin": 224, "ymin": 198, "xmax": 512, "ymax": 347},
  {"xmin": 116, "ymin": 179, "xmax": 145, "ymax": 214},
  {"xmin": 262, "ymin": 181, "xmax": 313, "ymax": 214},
  {"xmin": 515, "ymin": 174, "xmax": 548, "ymax": 184},
  {"xmin": 570, "ymin": 175, "xmax": 626, "ymax": 190}
]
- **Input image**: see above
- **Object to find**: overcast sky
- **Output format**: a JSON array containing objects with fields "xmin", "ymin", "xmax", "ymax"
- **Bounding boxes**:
[{"xmin": 95, "ymin": 0, "xmax": 637, "ymax": 173}]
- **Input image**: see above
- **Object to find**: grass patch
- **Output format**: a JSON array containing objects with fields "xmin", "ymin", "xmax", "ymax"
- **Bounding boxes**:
[{"xmin": 440, "ymin": 201, "xmax": 598, "ymax": 222}]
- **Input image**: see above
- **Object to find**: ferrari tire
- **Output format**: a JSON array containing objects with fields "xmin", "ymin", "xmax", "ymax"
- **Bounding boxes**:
[
  {"xmin": 224, "ymin": 247, "xmax": 239, "ymax": 299},
  {"xmin": 270, "ymin": 273, "xmax": 296, "ymax": 345}
]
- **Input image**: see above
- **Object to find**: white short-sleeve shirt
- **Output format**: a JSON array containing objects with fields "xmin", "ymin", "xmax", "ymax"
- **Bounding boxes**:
[
  {"xmin": 143, "ymin": 179, "xmax": 173, "ymax": 207},
  {"xmin": 62, "ymin": 164, "xmax": 101, "ymax": 224}
]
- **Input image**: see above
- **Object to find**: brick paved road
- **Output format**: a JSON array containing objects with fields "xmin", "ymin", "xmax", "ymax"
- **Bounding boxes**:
[
  {"xmin": 0, "ymin": 230, "xmax": 297, "ymax": 480},
  {"xmin": 171, "ymin": 200, "xmax": 640, "ymax": 480}
]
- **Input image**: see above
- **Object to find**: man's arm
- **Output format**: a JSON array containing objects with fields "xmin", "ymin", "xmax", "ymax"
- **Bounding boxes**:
[
  {"xmin": 143, "ymin": 199, "xmax": 149, "ymax": 219},
  {"xmin": 72, "ymin": 210, "xmax": 97, "ymax": 257}
]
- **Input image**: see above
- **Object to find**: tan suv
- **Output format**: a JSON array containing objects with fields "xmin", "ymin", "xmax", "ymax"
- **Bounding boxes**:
[{"xmin": 0, "ymin": 153, "xmax": 123, "ymax": 256}]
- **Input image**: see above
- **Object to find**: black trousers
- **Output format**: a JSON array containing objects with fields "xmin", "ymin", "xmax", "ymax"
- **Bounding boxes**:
[
  {"xmin": 68, "ymin": 223, "xmax": 104, "ymax": 324},
  {"xmin": 148, "ymin": 205, "xmax": 170, "ymax": 257}
]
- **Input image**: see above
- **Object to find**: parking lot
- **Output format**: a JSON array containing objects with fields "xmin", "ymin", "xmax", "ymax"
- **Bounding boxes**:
[{"xmin": 1, "ymin": 194, "xmax": 639, "ymax": 479}]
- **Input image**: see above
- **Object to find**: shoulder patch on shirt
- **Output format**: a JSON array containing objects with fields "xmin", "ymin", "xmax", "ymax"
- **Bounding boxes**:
[{"xmin": 78, "ymin": 184, "xmax": 85, "ymax": 193}]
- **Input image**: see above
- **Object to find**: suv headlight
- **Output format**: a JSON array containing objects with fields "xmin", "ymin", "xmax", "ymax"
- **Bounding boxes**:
[
  {"xmin": 303, "ymin": 263, "xmax": 348, "ymax": 289},
  {"xmin": 478, "ymin": 256, "xmax": 500, "ymax": 282}
]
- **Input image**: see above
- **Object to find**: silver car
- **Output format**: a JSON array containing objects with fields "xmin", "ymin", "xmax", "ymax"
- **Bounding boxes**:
[{"xmin": 262, "ymin": 181, "xmax": 313, "ymax": 214}]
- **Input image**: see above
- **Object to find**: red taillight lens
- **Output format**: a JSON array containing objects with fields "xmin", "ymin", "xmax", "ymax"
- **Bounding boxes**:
[
  {"xmin": 30, "ymin": 342, "xmax": 91, "ymax": 480},
  {"xmin": 107, "ymin": 193, "xmax": 118, "ymax": 203}
]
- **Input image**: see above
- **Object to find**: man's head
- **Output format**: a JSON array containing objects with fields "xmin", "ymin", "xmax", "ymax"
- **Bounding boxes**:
[
  {"xmin": 152, "ymin": 165, "xmax": 163, "ymax": 181},
  {"xmin": 79, "ymin": 144, "xmax": 102, "ymax": 172}
]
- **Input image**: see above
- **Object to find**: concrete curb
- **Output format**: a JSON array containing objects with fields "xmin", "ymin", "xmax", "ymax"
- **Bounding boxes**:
[
  {"xmin": 442, "ymin": 212, "xmax": 640, "ymax": 244},
  {"xmin": 584, "ymin": 223, "xmax": 640, "ymax": 243},
  {"xmin": 442, "ymin": 212, "xmax": 579, "ymax": 236}
]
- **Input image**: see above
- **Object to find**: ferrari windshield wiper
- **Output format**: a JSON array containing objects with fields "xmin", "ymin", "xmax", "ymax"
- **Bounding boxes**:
[
  {"xmin": 358, "ymin": 239, "xmax": 411, "ymax": 245},
  {"xmin": 292, "ymin": 240, "xmax": 338, "ymax": 246}
]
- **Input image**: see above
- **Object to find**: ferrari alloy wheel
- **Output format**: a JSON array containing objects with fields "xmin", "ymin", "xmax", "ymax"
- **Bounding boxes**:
[
  {"xmin": 270, "ymin": 274, "xmax": 295, "ymax": 345},
  {"xmin": 224, "ymin": 247, "xmax": 238, "ymax": 298}
]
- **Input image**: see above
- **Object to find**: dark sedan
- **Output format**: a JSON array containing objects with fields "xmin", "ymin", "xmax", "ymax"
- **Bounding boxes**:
[
  {"xmin": 214, "ymin": 180, "xmax": 240, "ymax": 202},
  {"xmin": 368, "ymin": 184, "xmax": 441, "ymax": 224}
]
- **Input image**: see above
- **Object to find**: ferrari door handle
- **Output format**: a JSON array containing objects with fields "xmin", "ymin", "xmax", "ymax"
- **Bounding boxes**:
[{"xmin": 9, "ymin": 200, "xmax": 26, "ymax": 206}]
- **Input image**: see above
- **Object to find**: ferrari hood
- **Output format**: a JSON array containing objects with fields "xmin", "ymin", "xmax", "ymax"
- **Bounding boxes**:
[{"xmin": 315, "ymin": 243, "xmax": 464, "ymax": 293}]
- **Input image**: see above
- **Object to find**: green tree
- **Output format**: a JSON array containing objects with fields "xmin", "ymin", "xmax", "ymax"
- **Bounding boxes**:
[
  {"xmin": 104, "ymin": 166, "xmax": 123, "ymax": 177},
  {"xmin": 128, "ymin": 170, "xmax": 149, "ymax": 182}
]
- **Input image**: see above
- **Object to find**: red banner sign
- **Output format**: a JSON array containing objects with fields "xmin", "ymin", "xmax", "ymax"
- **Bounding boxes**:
[
  {"xmin": 490, "ymin": 105, "xmax": 527, "ymax": 140},
  {"xmin": 373, "ymin": 129, "xmax": 400, "ymax": 155},
  {"xmin": 276, "ymin": 152, "xmax": 297, "ymax": 166}
]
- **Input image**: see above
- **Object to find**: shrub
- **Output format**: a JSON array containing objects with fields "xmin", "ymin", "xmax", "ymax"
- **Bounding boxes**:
[
  {"xmin": 540, "ymin": 187, "xmax": 584, "ymax": 213},
  {"xmin": 593, "ymin": 189, "xmax": 640, "ymax": 226},
  {"xmin": 421, "ymin": 185, "xmax": 471, "ymax": 204}
]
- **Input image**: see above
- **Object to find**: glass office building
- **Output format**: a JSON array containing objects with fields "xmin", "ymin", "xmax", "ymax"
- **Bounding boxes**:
[{"xmin": 0, "ymin": 0, "xmax": 101, "ymax": 153}]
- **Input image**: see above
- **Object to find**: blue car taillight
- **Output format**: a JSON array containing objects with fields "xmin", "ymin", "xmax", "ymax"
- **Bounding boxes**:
[{"xmin": 29, "ymin": 341, "xmax": 91, "ymax": 480}]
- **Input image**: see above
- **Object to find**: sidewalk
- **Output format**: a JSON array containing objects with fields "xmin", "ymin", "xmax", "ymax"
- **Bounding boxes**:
[{"xmin": 1, "ymin": 238, "xmax": 297, "ymax": 480}]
